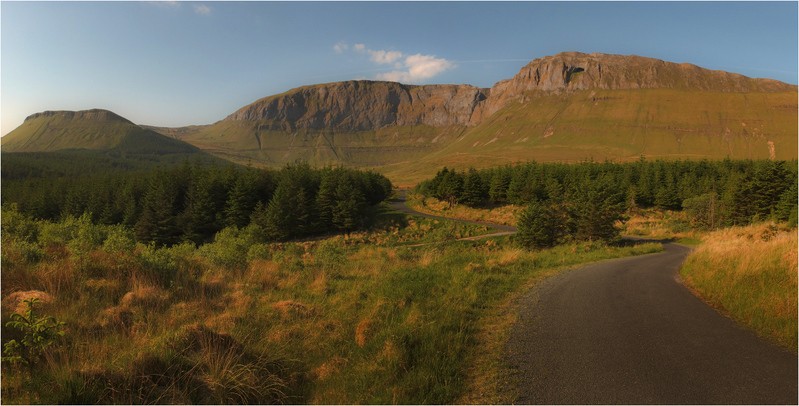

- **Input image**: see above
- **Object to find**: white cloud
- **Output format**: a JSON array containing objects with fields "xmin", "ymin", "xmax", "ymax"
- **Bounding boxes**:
[
  {"xmin": 193, "ymin": 4, "xmax": 211, "ymax": 15},
  {"xmin": 376, "ymin": 54, "xmax": 455, "ymax": 83},
  {"xmin": 333, "ymin": 42, "xmax": 349, "ymax": 54},
  {"xmin": 333, "ymin": 42, "xmax": 455, "ymax": 83},
  {"xmin": 368, "ymin": 49, "xmax": 403, "ymax": 65}
]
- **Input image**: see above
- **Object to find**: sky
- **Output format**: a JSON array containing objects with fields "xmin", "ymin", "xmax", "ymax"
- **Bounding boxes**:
[{"xmin": 2, "ymin": 1, "xmax": 797, "ymax": 136}]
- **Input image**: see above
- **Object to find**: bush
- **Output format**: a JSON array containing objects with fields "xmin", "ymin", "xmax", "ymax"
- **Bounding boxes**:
[
  {"xmin": 102, "ymin": 225, "xmax": 137, "ymax": 253},
  {"xmin": 516, "ymin": 201, "xmax": 558, "ymax": 249},
  {"xmin": 198, "ymin": 227, "xmax": 256, "ymax": 270}
]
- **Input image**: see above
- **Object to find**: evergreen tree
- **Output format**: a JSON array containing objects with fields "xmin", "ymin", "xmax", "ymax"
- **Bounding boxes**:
[
  {"xmin": 224, "ymin": 173, "xmax": 258, "ymax": 228},
  {"xmin": 517, "ymin": 200, "xmax": 558, "ymax": 249},
  {"xmin": 257, "ymin": 177, "xmax": 313, "ymax": 241},
  {"xmin": 135, "ymin": 174, "xmax": 181, "ymax": 246},
  {"xmin": 775, "ymin": 183, "xmax": 798, "ymax": 225},
  {"xmin": 332, "ymin": 176, "xmax": 367, "ymax": 232},
  {"xmin": 181, "ymin": 174, "xmax": 218, "ymax": 244},
  {"xmin": 488, "ymin": 169, "xmax": 511, "ymax": 204},
  {"xmin": 461, "ymin": 168, "xmax": 486, "ymax": 207},
  {"xmin": 315, "ymin": 171, "xmax": 339, "ymax": 232},
  {"xmin": 436, "ymin": 170, "xmax": 463, "ymax": 208}
]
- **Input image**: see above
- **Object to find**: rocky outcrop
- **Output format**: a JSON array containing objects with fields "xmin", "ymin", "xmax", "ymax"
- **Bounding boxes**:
[
  {"xmin": 224, "ymin": 81, "xmax": 488, "ymax": 131},
  {"xmin": 225, "ymin": 52, "xmax": 795, "ymax": 130},
  {"xmin": 480, "ymin": 52, "xmax": 795, "ymax": 116}
]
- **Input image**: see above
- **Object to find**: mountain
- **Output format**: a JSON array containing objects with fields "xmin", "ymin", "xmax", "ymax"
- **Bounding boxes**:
[
  {"xmin": 2, "ymin": 109, "xmax": 200, "ymax": 154},
  {"xmin": 158, "ymin": 52, "xmax": 796, "ymax": 183},
  {"xmin": 6, "ymin": 52, "xmax": 797, "ymax": 184}
]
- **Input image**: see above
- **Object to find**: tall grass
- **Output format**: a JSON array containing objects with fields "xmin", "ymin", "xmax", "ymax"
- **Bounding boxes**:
[
  {"xmin": 1, "ymin": 208, "xmax": 661, "ymax": 404},
  {"xmin": 680, "ymin": 222, "xmax": 797, "ymax": 351},
  {"xmin": 406, "ymin": 193, "xmax": 522, "ymax": 227}
]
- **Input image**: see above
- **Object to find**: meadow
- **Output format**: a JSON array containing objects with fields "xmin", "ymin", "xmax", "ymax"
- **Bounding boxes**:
[{"xmin": 0, "ymin": 205, "xmax": 661, "ymax": 404}]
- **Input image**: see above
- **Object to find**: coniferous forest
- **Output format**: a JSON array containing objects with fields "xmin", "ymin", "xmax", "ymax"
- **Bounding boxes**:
[
  {"xmin": 1, "ymin": 156, "xmax": 393, "ymax": 246},
  {"xmin": 416, "ymin": 159, "xmax": 798, "ymax": 248}
]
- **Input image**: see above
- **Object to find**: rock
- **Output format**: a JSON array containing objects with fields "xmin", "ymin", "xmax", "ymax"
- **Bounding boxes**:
[
  {"xmin": 481, "ymin": 52, "xmax": 796, "ymax": 117},
  {"xmin": 224, "ymin": 80, "xmax": 489, "ymax": 130}
]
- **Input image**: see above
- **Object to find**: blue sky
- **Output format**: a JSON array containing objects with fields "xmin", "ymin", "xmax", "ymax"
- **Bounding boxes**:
[{"xmin": 2, "ymin": 1, "xmax": 797, "ymax": 135}]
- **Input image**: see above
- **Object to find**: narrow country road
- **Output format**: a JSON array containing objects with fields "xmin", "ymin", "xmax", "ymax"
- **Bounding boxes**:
[
  {"xmin": 505, "ymin": 243, "xmax": 798, "ymax": 404},
  {"xmin": 390, "ymin": 191, "xmax": 797, "ymax": 403}
]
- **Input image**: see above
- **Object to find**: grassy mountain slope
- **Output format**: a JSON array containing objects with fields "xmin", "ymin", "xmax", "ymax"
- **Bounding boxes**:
[
  {"xmin": 2, "ymin": 109, "xmax": 200, "ymax": 155},
  {"xmin": 170, "ymin": 120, "xmax": 467, "ymax": 168},
  {"xmin": 6, "ymin": 53, "xmax": 797, "ymax": 185},
  {"xmin": 384, "ymin": 88, "xmax": 797, "ymax": 184}
]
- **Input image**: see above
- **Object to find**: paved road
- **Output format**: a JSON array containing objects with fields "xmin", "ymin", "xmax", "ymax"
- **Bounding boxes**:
[{"xmin": 505, "ymin": 243, "xmax": 798, "ymax": 404}]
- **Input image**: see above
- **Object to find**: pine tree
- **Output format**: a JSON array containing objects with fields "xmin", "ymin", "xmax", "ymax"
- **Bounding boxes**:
[
  {"xmin": 315, "ymin": 171, "xmax": 339, "ymax": 232},
  {"xmin": 517, "ymin": 200, "xmax": 558, "ymax": 249},
  {"xmin": 181, "ymin": 175, "xmax": 218, "ymax": 244},
  {"xmin": 488, "ymin": 169, "xmax": 511, "ymax": 204},
  {"xmin": 332, "ymin": 176, "xmax": 367, "ymax": 232},
  {"xmin": 224, "ymin": 173, "xmax": 258, "ymax": 228},
  {"xmin": 461, "ymin": 168, "xmax": 486, "ymax": 207}
]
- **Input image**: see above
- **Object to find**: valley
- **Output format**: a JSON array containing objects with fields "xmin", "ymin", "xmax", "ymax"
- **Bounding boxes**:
[{"xmin": 1, "ymin": 50, "xmax": 797, "ymax": 405}]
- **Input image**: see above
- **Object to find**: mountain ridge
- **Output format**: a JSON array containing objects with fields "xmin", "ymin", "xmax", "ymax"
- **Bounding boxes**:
[{"xmin": 4, "ymin": 52, "xmax": 797, "ymax": 183}]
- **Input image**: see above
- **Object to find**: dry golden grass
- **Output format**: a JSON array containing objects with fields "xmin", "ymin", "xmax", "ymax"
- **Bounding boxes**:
[
  {"xmin": 408, "ymin": 194, "xmax": 523, "ymax": 227},
  {"xmin": 680, "ymin": 222, "xmax": 798, "ymax": 351},
  {"xmin": 245, "ymin": 259, "xmax": 281, "ymax": 290},
  {"xmin": 2, "ymin": 290, "xmax": 54, "ymax": 314},
  {"xmin": 418, "ymin": 249, "xmax": 440, "ymax": 267},
  {"xmin": 34, "ymin": 260, "xmax": 78, "ymax": 299},
  {"xmin": 272, "ymin": 300, "xmax": 314, "ymax": 320},
  {"xmin": 623, "ymin": 209, "xmax": 699, "ymax": 241}
]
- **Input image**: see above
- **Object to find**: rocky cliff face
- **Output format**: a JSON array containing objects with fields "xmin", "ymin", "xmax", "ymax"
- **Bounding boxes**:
[
  {"xmin": 224, "ymin": 81, "xmax": 488, "ymax": 131},
  {"xmin": 224, "ymin": 52, "xmax": 795, "ymax": 131},
  {"xmin": 481, "ymin": 52, "xmax": 796, "ymax": 116}
]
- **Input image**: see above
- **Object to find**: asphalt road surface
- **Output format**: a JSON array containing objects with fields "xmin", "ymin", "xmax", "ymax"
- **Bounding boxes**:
[{"xmin": 505, "ymin": 243, "xmax": 798, "ymax": 404}]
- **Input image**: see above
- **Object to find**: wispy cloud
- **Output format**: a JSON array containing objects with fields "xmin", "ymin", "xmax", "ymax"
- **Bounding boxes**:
[
  {"xmin": 334, "ymin": 42, "xmax": 455, "ymax": 84},
  {"xmin": 333, "ymin": 42, "xmax": 349, "ymax": 54},
  {"xmin": 193, "ymin": 4, "xmax": 212, "ymax": 15},
  {"xmin": 368, "ymin": 49, "xmax": 403, "ymax": 65}
]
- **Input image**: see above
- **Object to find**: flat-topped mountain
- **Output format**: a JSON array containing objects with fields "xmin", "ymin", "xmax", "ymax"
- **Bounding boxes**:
[
  {"xmin": 2, "ymin": 109, "xmax": 200, "ymax": 154},
  {"xmin": 225, "ymin": 81, "xmax": 488, "ymax": 131},
  {"xmin": 6, "ymin": 52, "xmax": 797, "ymax": 183},
  {"xmin": 218, "ymin": 52, "xmax": 796, "ymax": 132}
]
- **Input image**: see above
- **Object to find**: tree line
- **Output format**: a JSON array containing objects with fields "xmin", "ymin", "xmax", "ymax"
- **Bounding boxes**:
[
  {"xmin": 2, "ymin": 162, "xmax": 393, "ymax": 246},
  {"xmin": 417, "ymin": 159, "xmax": 797, "ymax": 248}
]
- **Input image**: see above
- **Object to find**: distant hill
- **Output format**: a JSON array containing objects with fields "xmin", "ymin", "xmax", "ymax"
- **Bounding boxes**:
[
  {"xmin": 2, "ymin": 109, "xmax": 200, "ymax": 154},
  {"xmin": 6, "ymin": 52, "xmax": 797, "ymax": 184}
]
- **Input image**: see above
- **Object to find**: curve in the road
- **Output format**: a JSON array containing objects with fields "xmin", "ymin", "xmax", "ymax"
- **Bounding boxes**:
[
  {"xmin": 387, "ymin": 191, "xmax": 517, "ymax": 242},
  {"xmin": 505, "ymin": 242, "xmax": 798, "ymax": 404}
]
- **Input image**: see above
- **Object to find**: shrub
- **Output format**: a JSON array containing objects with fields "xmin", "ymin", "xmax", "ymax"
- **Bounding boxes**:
[
  {"xmin": 2, "ymin": 298, "xmax": 65, "ymax": 367},
  {"xmin": 102, "ymin": 225, "xmax": 136, "ymax": 253},
  {"xmin": 198, "ymin": 227, "xmax": 256, "ymax": 270},
  {"xmin": 516, "ymin": 200, "xmax": 558, "ymax": 249}
]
